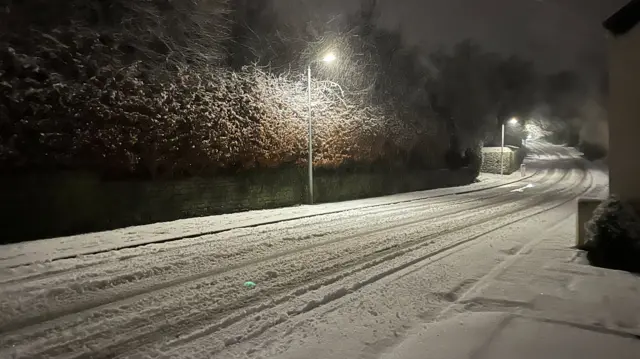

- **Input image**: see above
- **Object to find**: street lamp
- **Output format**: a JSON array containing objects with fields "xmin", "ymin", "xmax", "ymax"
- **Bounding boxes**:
[
  {"xmin": 322, "ymin": 53, "xmax": 337, "ymax": 63},
  {"xmin": 501, "ymin": 117, "xmax": 519, "ymax": 175},
  {"xmin": 307, "ymin": 52, "xmax": 337, "ymax": 204}
]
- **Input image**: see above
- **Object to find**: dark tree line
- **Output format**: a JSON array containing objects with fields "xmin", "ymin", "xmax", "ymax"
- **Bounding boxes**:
[{"xmin": 0, "ymin": 0, "xmax": 597, "ymax": 177}]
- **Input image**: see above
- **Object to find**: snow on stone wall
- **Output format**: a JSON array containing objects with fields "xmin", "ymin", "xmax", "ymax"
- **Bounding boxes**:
[
  {"xmin": 481, "ymin": 147, "xmax": 525, "ymax": 175},
  {"xmin": 0, "ymin": 168, "xmax": 476, "ymax": 243}
]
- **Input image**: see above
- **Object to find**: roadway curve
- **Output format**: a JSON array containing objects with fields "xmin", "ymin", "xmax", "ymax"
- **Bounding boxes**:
[{"xmin": 0, "ymin": 141, "xmax": 599, "ymax": 359}]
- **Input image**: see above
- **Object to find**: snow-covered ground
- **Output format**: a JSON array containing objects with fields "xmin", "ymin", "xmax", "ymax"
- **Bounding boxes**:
[{"xmin": 0, "ymin": 142, "xmax": 603, "ymax": 359}]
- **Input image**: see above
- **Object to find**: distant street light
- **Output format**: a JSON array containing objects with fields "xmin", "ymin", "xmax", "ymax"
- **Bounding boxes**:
[
  {"xmin": 501, "ymin": 117, "xmax": 519, "ymax": 175},
  {"xmin": 307, "ymin": 52, "xmax": 337, "ymax": 204}
]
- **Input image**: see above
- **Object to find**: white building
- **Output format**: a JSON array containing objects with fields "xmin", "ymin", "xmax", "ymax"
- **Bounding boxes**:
[
  {"xmin": 604, "ymin": 0, "xmax": 640, "ymax": 205},
  {"xmin": 577, "ymin": 0, "xmax": 640, "ymax": 246}
]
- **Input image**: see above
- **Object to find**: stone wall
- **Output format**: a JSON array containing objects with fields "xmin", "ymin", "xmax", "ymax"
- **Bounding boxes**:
[
  {"xmin": 480, "ymin": 146, "xmax": 526, "ymax": 174},
  {"xmin": 1, "ymin": 167, "xmax": 476, "ymax": 243}
]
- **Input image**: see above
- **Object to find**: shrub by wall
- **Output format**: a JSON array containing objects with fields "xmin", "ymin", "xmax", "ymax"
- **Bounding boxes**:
[{"xmin": 584, "ymin": 196, "xmax": 640, "ymax": 273}]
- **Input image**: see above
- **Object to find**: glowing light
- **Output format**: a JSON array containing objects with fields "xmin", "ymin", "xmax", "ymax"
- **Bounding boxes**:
[{"xmin": 322, "ymin": 53, "xmax": 337, "ymax": 63}]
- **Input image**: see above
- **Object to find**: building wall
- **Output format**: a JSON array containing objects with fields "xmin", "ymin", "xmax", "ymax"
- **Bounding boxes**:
[
  {"xmin": 608, "ymin": 25, "xmax": 640, "ymax": 202},
  {"xmin": 0, "ymin": 167, "xmax": 476, "ymax": 243}
]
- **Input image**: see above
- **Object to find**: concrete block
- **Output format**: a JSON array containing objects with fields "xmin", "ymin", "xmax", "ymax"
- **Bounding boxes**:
[{"xmin": 576, "ymin": 198, "xmax": 604, "ymax": 249}]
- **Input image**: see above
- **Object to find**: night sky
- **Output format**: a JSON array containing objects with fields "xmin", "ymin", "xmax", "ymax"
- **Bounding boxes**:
[{"xmin": 275, "ymin": 0, "xmax": 629, "ymax": 77}]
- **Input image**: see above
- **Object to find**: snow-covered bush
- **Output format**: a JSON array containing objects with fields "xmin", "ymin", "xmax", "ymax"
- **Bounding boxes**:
[
  {"xmin": 0, "ymin": 36, "xmax": 444, "ymax": 178},
  {"xmin": 584, "ymin": 196, "xmax": 640, "ymax": 273},
  {"xmin": 0, "ymin": 0, "xmax": 449, "ymax": 178}
]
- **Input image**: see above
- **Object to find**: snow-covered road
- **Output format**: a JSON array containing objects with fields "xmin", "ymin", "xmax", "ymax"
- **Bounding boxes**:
[{"xmin": 0, "ymin": 142, "xmax": 603, "ymax": 359}]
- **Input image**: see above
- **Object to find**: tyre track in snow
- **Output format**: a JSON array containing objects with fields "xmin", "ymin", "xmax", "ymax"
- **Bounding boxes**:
[
  {"xmin": 0, "ymin": 146, "xmax": 555, "ymax": 289},
  {"xmin": 0, "ymin": 159, "xmax": 569, "ymax": 328},
  {"xmin": 93, "ymin": 160, "xmax": 590, "ymax": 359},
  {"xmin": 164, "ymin": 156, "xmax": 592, "ymax": 358},
  {"xmin": 0, "ymin": 169, "xmax": 539, "ymax": 271},
  {"xmin": 0, "ymin": 155, "xmax": 584, "ymax": 358},
  {"xmin": 0, "ymin": 149, "xmax": 560, "ymax": 293},
  {"xmin": 0, "ymin": 145, "xmax": 556, "ymax": 273},
  {"xmin": 0, "ymin": 145, "xmax": 573, "ymax": 352},
  {"xmin": 0, "ymin": 164, "xmax": 555, "ymax": 291},
  {"xmin": 0, "ymin": 165, "xmax": 561, "ymax": 337}
]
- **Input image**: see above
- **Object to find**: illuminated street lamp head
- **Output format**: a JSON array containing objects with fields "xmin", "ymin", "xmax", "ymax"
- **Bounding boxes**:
[
  {"xmin": 509, "ymin": 117, "xmax": 518, "ymax": 125},
  {"xmin": 322, "ymin": 53, "xmax": 337, "ymax": 63}
]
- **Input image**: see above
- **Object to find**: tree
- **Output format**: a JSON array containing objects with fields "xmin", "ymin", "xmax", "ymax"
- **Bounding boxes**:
[
  {"xmin": 1, "ymin": 0, "xmax": 232, "ymax": 72},
  {"xmin": 226, "ymin": 0, "xmax": 280, "ymax": 69},
  {"xmin": 538, "ymin": 70, "xmax": 591, "ymax": 145},
  {"xmin": 427, "ymin": 41, "xmax": 496, "ymax": 150},
  {"xmin": 426, "ymin": 40, "xmax": 539, "ymax": 152}
]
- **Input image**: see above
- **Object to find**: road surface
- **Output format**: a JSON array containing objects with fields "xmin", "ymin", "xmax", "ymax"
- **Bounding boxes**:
[{"xmin": 0, "ymin": 141, "xmax": 605, "ymax": 359}]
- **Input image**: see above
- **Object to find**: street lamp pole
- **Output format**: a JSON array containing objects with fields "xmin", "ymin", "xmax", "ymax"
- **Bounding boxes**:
[
  {"xmin": 501, "ymin": 117, "xmax": 518, "ymax": 176},
  {"xmin": 306, "ymin": 52, "xmax": 336, "ymax": 204},
  {"xmin": 307, "ymin": 63, "xmax": 314, "ymax": 204},
  {"xmin": 500, "ymin": 122, "xmax": 505, "ymax": 176}
]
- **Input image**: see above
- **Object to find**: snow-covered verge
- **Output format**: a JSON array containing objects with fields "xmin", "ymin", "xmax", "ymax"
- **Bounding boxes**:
[
  {"xmin": 0, "ymin": 144, "xmax": 593, "ymax": 359},
  {"xmin": 382, "ymin": 204, "xmax": 640, "ymax": 359}
]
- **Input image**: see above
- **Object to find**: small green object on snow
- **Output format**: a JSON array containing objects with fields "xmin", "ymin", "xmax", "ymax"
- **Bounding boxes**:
[{"xmin": 244, "ymin": 281, "xmax": 256, "ymax": 289}]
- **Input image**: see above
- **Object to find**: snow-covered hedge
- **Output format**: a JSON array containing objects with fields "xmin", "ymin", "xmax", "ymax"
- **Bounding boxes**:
[
  {"xmin": 584, "ymin": 196, "xmax": 640, "ymax": 273},
  {"xmin": 0, "ymin": 31, "xmax": 445, "ymax": 178},
  {"xmin": 0, "ymin": 0, "xmax": 455, "ymax": 178}
]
